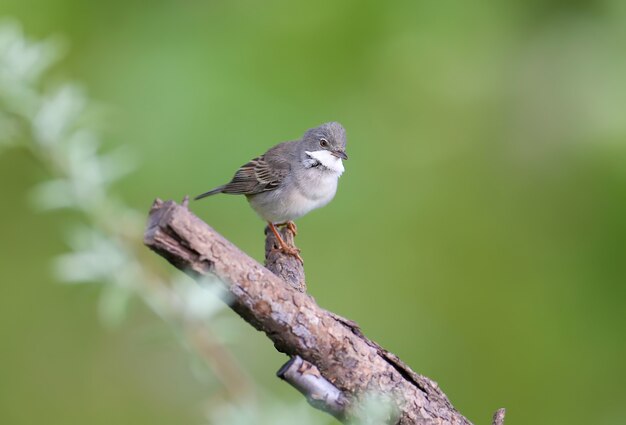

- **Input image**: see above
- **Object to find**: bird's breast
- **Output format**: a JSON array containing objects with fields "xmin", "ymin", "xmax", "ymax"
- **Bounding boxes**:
[
  {"xmin": 247, "ymin": 167, "xmax": 341, "ymax": 223},
  {"xmin": 295, "ymin": 168, "xmax": 339, "ymax": 202}
]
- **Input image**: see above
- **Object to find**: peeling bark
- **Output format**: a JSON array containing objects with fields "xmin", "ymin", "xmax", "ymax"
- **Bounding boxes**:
[{"xmin": 144, "ymin": 199, "xmax": 504, "ymax": 425}]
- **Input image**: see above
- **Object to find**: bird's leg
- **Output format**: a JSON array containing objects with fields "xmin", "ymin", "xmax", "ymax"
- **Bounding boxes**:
[
  {"xmin": 268, "ymin": 222, "xmax": 303, "ymax": 263},
  {"xmin": 276, "ymin": 221, "xmax": 298, "ymax": 236}
]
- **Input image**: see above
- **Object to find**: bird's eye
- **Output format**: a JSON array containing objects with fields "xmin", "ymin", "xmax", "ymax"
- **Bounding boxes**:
[{"xmin": 320, "ymin": 138, "xmax": 329, "ymax": 148}]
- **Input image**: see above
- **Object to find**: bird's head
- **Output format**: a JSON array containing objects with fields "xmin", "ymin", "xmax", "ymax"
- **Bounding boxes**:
[{"xmin": 301, "ymin": 122, "xmax": 348, "ymax": 168}]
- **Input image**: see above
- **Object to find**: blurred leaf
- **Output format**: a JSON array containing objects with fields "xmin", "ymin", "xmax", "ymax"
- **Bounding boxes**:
[
  {"xmin": 0, "ymin": 111, "xmax": 19, "ymax": 149},
  {"xmin": 29, "ymin": 178, "xmax": 75, "ymax": 210},
  {"xmin": 99, "ymin": 145, "xmax": 137, "ymax": 184},
  {"xmin": 209, "ymin": 400, "xmax": 325, "ymax": 425},
  {"xmin": 172, "ymin": 274, "xmax": 230, "ymax": 322},
  {"xmin": 33, "ymin": 84, "xmax": 86, "ymax": 147},
  {"xmin": 53, "ymin": 227, "xmax": 129, "ymax": 284},
  {"xmin": 0, "ymin": 19, "xmax": 63, "ymax": 84},
  {"xmin": 348, "ymin": 393, "xmax": 396, "ymax": 425},
  {"xmin": 97, "ymin": 283, "xmax": 132, "ymax": 329}
]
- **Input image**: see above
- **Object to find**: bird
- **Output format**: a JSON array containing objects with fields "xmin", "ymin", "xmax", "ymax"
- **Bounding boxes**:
[{"xmin": 194, "ymin": 122, "xmax": 348, "ymax": 262}]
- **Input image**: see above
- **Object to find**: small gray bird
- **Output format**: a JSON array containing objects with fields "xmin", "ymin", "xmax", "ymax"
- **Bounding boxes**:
[{"xmin": 195, "ymin": 122, "xmax": 348, "ymax": 262}]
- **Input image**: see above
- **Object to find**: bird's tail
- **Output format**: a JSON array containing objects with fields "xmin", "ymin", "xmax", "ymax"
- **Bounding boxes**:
[{"xmin": 194, "ymin": 185, "xmax": 226, "ymax": 200}]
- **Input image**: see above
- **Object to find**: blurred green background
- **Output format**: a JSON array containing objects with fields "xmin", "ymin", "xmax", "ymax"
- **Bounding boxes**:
[{"xmin": 1, "ymin": 1, "xmax": 626, "ymax": 424}]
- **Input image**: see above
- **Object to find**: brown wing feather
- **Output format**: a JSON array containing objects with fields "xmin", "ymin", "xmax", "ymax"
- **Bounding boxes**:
[{"xmin": 221, "ymin": 151, "xmax": 290, "ymax": 195}]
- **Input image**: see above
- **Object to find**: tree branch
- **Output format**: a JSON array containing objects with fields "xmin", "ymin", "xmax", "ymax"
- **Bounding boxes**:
[
  {"xmin": 491, "ymin": 409, "xmax": 506, "ymax": 425},
  {"xmin": 143, "ymin": 198, "xmax": 504, "ymax": 424},
  {"xmin": 277, "ymin": 355, "xmax": 348, "ymax": 420},
  {"xmin": 264, "ymin": 223, "xmax": 307, "ymax": 292}
]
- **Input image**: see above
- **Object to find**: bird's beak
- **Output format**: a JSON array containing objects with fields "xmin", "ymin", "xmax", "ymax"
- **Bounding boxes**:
[{"xmin": 331, "ymin": 150, "xmax": 348, "ymax": 160}]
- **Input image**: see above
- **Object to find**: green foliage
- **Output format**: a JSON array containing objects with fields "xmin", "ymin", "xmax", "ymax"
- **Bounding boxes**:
[
  {"xmin": 0, "ymin": 20, "xmax": 293, "ymax": 425},
  {"xmin": 1, "ymin": 2, "xmax": 626, "ymax": 425}
]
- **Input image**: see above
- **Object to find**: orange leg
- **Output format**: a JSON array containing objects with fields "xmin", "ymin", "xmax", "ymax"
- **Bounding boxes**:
[
  {"xmin": 276, "ymin": 221, "xmax": 298, "ymax": 236},
  {"xmin": 268, "ymin": 222, "xmax": 303, "ymax": 263}
]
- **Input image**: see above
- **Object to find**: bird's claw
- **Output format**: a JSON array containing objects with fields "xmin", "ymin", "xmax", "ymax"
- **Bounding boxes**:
[
  {"xmin": 268, "ymin": 222, "xmax": 303, "ymax": 263},
  {"xmin": 277, "ymin": 221, "xmax": 298, "ymax": 236},
  {"xmin": 276, "ymin": 244, "xmax": 303, "ymax": 264},
  {"xmin": 286, "ymin": 221, "xmax": 298, "ymax": 236}
]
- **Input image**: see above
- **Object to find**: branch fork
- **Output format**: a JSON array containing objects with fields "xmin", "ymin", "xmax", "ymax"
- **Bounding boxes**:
[{"xmin": 144, "ymin": 198, "xmax": 504, "ymax": 424}]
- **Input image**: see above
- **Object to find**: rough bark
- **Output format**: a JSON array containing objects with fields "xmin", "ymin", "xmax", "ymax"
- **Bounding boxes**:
[
  {"xmin": 491, "ymin": 409, "xmax": 506, "ymax": 425},
  {"xmin": 264, "ymin": 224, "xmax": 306, "ymax": 292},
  {"xmin": 144, "ymin": 199, "xmax": 503, "ymax": 424},
  {"xmin": 277, "ymin": 355, "xmax": 348, "ymax": 420}
]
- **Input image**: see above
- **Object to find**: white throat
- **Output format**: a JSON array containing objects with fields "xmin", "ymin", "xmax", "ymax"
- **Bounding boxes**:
[{"xmin": 305, "ymin": 150, "xmax": 345, "ymax": 175}]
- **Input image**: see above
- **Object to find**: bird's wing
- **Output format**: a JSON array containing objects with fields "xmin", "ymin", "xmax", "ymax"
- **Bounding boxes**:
[{"xmin": 221, "ymin": 145, "xmax": 292, "ymax": 195}]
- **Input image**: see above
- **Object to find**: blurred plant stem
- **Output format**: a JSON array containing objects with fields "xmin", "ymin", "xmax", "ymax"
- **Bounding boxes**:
[{"xmin": 0, "ymin": 20, "xmax": 255, "ymax": 407}]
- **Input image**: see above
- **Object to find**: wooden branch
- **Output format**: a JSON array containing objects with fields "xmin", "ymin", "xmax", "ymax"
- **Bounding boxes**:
[
  {"xmin": 491, "ymin": 409, "xmax": 506, "ymax": 425},
  {"xmin": 144, "ymin": 199, "xmax": 504, "ymax": 424},
  {"xmin": 277, "ymin": 355, "xmax": 348, "ymax": 420},
  {"xmin": 264, "ymin": 223, "xmax": 306, "ymax": 292}
]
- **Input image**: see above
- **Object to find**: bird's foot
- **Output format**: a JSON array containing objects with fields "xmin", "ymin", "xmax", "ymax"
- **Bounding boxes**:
[
  {"xmin": 276, "ymin": 242, "xmax": 303, "ymax": 264},
  {"xmin": 277, "ymin": 221, "xmax": 298, "ymax": 236},
  {"xmin": 268, "ymin": 222, "xmax": 303, "ymax": 263}
]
